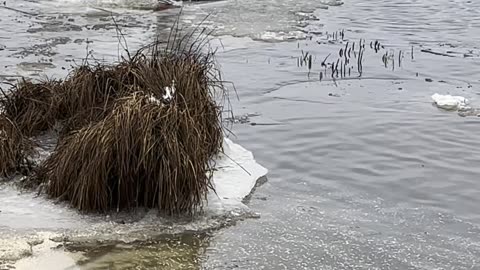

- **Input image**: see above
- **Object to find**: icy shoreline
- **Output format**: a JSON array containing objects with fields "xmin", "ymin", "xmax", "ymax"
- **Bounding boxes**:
[{"xmin": 0, "ymin": 138, "xmax": 268, "ymax": 268}]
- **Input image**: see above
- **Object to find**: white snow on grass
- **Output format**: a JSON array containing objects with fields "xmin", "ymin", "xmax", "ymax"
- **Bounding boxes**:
[
  {"xmin": 157, "ymin": 0, "xmax": 183, "ymax": 7},
  {"xmin": 162, "ymin": 80, "xmax": 175, "ymax": 102},
  {"xmin": 146, "ymin": 94, "xmax": 162, "ymax": 105}
]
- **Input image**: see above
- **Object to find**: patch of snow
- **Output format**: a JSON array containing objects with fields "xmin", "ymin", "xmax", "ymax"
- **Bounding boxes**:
[
  {"xmin": 146, "ymin": 94, "xmax": 162, "ymax": 106},
  {"xmin": 207, "ymin": 138, "xmax": 268, "ymax": 213},
  {"xmin": 431, "ymin": 93, "xmax": 470, "ymax": 111},
  {"xmin": 255, "ymin": 31, "xmax": 307, "ymax": 42},
  {"xmin": 320, "ymin": 0, "xmax": 344, "ymax": 6},
  {"xmin": 158, "ymin": 0, "xmax": 183, "ymax": 7},
  {"xmin": 163, "ymin": 80, "xmax": 175, "ymax": 102},
  {"xmin": 12, "ymin": 232, "xmax": 81, "ymax": 270},
  {"xmin": 0, "ymin": 237, "xmax": 31, "ymax": 263}
]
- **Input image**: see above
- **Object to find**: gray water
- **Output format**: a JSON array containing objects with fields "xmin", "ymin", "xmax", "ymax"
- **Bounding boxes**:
[{"xmin": 2, "ymin": 0, "xmax": 480, "ymax": 269}]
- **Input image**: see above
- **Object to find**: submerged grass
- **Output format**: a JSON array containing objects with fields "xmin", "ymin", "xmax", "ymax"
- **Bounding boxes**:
[{"xmin": 1, "ymin": 24, "xmax": 227, "ymax": 214}]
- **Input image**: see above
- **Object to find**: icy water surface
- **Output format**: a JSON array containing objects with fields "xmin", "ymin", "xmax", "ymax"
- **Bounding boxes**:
[{"xmin": 2, "ymin": 0, "xmax": 480, "ymax": 269}]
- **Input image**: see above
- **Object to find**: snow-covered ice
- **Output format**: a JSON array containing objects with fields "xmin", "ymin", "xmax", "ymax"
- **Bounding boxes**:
[
  {"xmin": 207, "ymin": 138, "xmax": 268, "ymax": 213},
  {"xmin": 431, "ymin": 93, "xmax": 469, "ymax": 111}
]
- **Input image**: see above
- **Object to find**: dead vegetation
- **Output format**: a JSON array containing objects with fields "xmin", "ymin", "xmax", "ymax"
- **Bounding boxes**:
[
  {"xmin": 0, "ymin": 80, "xmax": 61, "ymax": 137},
  {"xmin": 0, "ymin": 27, "xmax": 227, "ymax": 214},
  {"xmin": 0, "ymin": 115, "xmax": 34, "ymax": 177}
]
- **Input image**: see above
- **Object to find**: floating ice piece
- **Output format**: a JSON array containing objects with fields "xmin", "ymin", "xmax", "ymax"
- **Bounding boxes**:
[
  {"xmin": 256, "ymin": 31, "xmax": 307, "ymax": 42},
  {"xmin": 320, "ymin": 0, "xmax": 344, "ymax": 6},
  {"xmin": 431, "ymin": 93, "xmax": 469, "ymax": 111},
  {"xmin": 207, "ymin": 138, "xmax": 268, "ymax": 213},
  {"xmin": 154, "ymin": 0, "xmax": 183, "ymax": 11},
  {"xmin": 157, "ymin": 0, "xmax": 183, "ymax": 7}
]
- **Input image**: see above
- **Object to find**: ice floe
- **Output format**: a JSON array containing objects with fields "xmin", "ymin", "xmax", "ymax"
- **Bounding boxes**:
[
  {"xmin": 431, "ymin": 93, "xmax": 470, "ymax": 111},
  {"xmin": 207, "ymin": 138, "xmax": 268, "ymax": 213}
]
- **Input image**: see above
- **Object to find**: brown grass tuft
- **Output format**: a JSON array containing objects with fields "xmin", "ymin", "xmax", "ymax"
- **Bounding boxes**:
[
  {"xmin": 0, "ymin": 80, "xmax": 61, "ymax": 137},
  {"xmin": 1, "ymin": 26, "xmax": 226, "ymax": 214},
  {"xmin": 0, "ymin": 115, "xmax": 34, "ymax": 177},
  {"xmin": 56, "ymin": 63, "xmax": 137, "ymax": 133},
  {"xmin": 39, "ymin": 92, "xmax": 216, "ymax": 214}
]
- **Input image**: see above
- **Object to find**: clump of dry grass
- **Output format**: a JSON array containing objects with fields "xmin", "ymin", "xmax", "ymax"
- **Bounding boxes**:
[
  {"xmin": 56, "ymin": 63, "xmax": 138, "ymax": 134},
  {"xmin": 39, "ymin": 92, "xmax": 216, "ymax": 214},
  {"xmin": 0, "ymin": 80, "xmax": 61, "ymax": 137},
  {"xmin": 131, "ymin": 44, "xmax": 224, "ymax": 158},
  {"xmin": 1, "ymin": 25, "xmax": 226, "ymax": 215},
  {"xmin": 39, "ymin": 35, "xmax": 224, "ymax": 213},
  {"xmin": 0, "ymin": 115, "xmax": 34, "ymax": 177}
]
